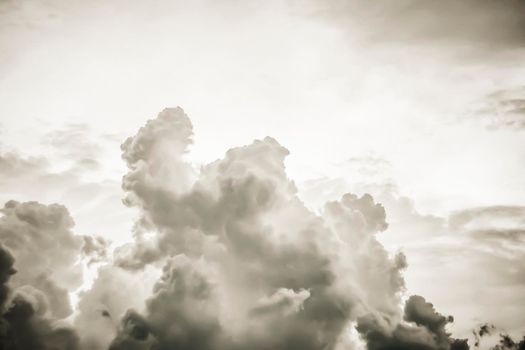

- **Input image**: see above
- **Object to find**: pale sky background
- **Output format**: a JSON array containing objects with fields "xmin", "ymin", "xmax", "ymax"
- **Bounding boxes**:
[{"xmin": 1, "ymin": 0, "xmax": 525, "ymax": 344}]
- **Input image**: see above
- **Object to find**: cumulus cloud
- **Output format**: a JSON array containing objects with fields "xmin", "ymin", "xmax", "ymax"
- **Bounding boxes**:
[
  {"xmin": 2, "ymin": 107, "xmax": 524, "ymax": 350},
  {"xmin": 404, "ymin": 296, "xmax": 457, "ymax": 349},
  {"xmin": 304, "ymin": 0, "xmax": 525, "ymax": 51},
  {"xmin": 81, "ymin": 236, "xmax": 110, "ymax": 265},
  {"xmin": 0, "ymin": 243, "xmax": 81, "ymax": 350},
  {"xmin": 74, "ymin": 265, "xmax": 158, "ymax": 350},
  {"xmin": 449, "ymin": 206, "xmax": 525, "ymax": 231},
  {"xmin": 104, "ymin": 107, "xmax": 471, "ymax": 350},
  {"xmin": 491, "ymin": 334, "xmax": 525, "ymax": 350},
  {"xmin": 108, "ymin": 310, "xmax": 157, "ymax": 350},
  {"xmin": 355, "ymin": 294, "xmax": 470, "ymax": 350},
  {"xmin": 0, "ymin": 132, "xmax": 134, "ymax": 243},
  {"xmin": 0, "ymin": 200, "xmax": 84, "ymax": 318}
]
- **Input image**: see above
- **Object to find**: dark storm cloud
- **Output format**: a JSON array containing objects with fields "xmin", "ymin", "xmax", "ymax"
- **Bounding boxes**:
[{"xmin": 303, "ymin": 0, "xmax": 525, "ymax": 51}]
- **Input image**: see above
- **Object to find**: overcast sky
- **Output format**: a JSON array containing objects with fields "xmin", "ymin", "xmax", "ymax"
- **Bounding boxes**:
[{"xmin": 0, "ymin": 1, "xmax": 524, "ymax": 350}]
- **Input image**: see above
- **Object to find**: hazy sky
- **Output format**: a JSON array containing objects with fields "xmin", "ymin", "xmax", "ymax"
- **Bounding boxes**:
[
  {"xmin": 0, "ymin": 1, "xmax": 524, "ymax": 349},
  {"xmin": 2, "ymin": 0, "xmax": 525, "ymax": 211}
]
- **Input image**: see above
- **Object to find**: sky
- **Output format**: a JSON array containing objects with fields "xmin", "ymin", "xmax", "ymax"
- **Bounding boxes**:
[{"xmin": 0, "ymin": 1, "xmax": 524, "ymax": 350}]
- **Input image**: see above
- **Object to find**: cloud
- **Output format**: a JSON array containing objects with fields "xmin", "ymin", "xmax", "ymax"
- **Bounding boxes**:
[
  {"xmin": 354, "ymin": 295, "xmax": 470, "ymax": 350},
  {"xmin": 404, "ymin": 296, "xmax": 456, "ymax": 349},
  {"xmin": 108, "ymin": 310, "xmax": 157, "ymax": 350},
  {"xmin": 74, "ymin": 265, "xmax": 158, "ymax": 350},
  {"xmin": 304, "ymin": 0, "xmax": 525, "ymax": 52},
  {"xmin": 298, "ymin": 173, "xmax": 525, "ymax": 342},
  {"xmin": 450, "ymin": 206, "xmax": 525, "ymax": 231},
  {"xmin": 325, "ymin": 193, "xmax": 389, "ymax": 235},
  {"xmin": 0, "ymin": 200, "xmax": 84, "ymax": 318},
  {"xmin": 0, "ymin": 199, "xmax": 125, "ymax": 350},
  {"xmin": 250, "ymin": 288, "xmax": 311, "ymax": 317},
  {"xmin": 2, "ymin": 106, "xmax": 524, "ymax": 350},
  {"xmin": 0, "ymin": 244, "xmax": 16, "ymax": 310},
  {"xmin": 485, "ymin": 333, "xmax": 525, "ymax": 350},
  {"xmin": 0, "ymin": 153, "xmax": 49, "ymax": 180},
  {"xmin": 468, "ymin": 87, "xmax": 525, "ymax": 131},
  {"xmin": 42, "ymin": 123, "xmax": 104, "ymax": 171},
  {"xmin": 0, "ymin": 243, "xmax": 81, "ymax": 350},
  {"xmin": 0, "ymin": 148, "xmax": 133, "ymax": 243},
  {"xmin": 107, "ymin": 107, "xmax": 469, "ymax": 350},
  {"xmin": 471, "ymin": 323, "xmax": 496, "ymax": 347},
  {"xmin": 358, "ymin": 294, "xmax": 474, "ymax": 350},
  {"xmin": 81, "ymin": 236, "xmax": 110, "ymax": 265},
  {"xmin": 2, "ymin": 285, "xmax": 80, "ymax": 350}
]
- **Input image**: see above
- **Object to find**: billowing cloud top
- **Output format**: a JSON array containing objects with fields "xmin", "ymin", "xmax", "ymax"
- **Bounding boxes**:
[{"xmin": 107, "ymin": 108, "xmax": 466, "ymax": 350}]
